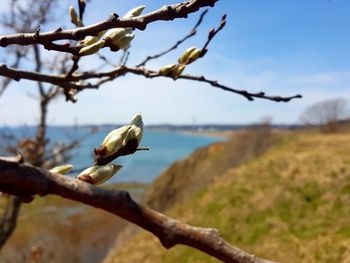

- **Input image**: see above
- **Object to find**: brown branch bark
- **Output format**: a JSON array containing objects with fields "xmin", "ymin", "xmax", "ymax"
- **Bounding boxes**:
[
  {"xmin": 0, "ymin": 157, "xmax": 274, "ymax": 263},
  {"xmin": 0, "ymin": 0, "xmax": 218, "ymax": 50},
  {"xmin": 0, "ymin": 63, "xmax": 92, "ymax": 90}
]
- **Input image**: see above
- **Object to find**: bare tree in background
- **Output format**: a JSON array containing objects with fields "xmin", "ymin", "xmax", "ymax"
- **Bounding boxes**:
[
  {"xmin": 0, "ymin": 0, "xmax": 79, "ymax": 250},
  {"xmin": 0, "ymin": 0, "xmax": 303, "ymax": 262},
  {"xmin": 300, "ymin": 98, "xmax": 347, "ymax": 133}
]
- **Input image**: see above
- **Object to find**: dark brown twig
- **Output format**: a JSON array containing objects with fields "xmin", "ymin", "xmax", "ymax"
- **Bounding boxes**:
[
  {"xmin": 0, "ymin": 63, "xmax": 93, "ymax": 91},
  {"xmin": 77, "ymin": 0, "xmax": 86, "ymax": 22},
  {"xmin": 201, "ymin": 13, "xmax": 226, "ymax": 55}
]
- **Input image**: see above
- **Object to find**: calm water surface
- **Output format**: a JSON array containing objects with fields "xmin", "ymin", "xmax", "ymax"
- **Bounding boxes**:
[{"xmin": 0, "ymin": 126, "xmax": 222, "ymax": 183}]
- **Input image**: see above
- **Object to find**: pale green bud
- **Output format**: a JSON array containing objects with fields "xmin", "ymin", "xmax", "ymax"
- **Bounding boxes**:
[
  {"xmin": 130, "ymin": 113, "xmax": 143, "ymax": 129},
  {"xmin": 159, "ymin": 64, "xmax": 178, "ymax": 76},
  {"xmin": 178, "ymin": 47, "xmax": 197, "ymax": 64},
  {"xmin": 104, "ymin": 28, "xmax": 132, "ymax": 43},
  {"xmin": 123, "ymin": 5, "xmax": 146, "ymax": 18},
  {"xmin": 114, "ymin": 33, "xmax": 135, "ymax": 50},
  {"xmin": 69, "ymin": 6, "xmax": 79, "ymax": 26},
  {"xmin": 187, "ymin": 48, "xmax": 202, "ymax": 64},
  {"xmin": 102, "ymin": 125, "xmax": 131, "ymax": 157},
  {"xmin": 82, "ymin": 30, "xmax": 107, "ymax": 46},
  {"xmin": 77, "ymin": 164, "xmax": 122, "ymax": 185},
  {"xmin": 172, "ymin": 64, "xmax": 186, "ymax": 78},
  {"xmin": 49, "ymin": 164, "xmax": 74, "ymax": 175},
  {"xmin": 128, "ymin": 113, "xmax": 144, "ymax": 144},
  {"xmin": 95, "ymin": 114, "xmax": 144, "ymax": 158},
  {"xmin": 178, "ymin": 47, "xmax": 202, "ymax": 65},
  {"xmin": 79, "ymin": 40, "xmax": 105, "ymax": 56}
]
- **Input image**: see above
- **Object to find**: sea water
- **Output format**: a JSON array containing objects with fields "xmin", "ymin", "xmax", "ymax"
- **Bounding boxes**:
[{"xmin": 0, "ymin": 126, "xmax": 221, "ymax": 183}]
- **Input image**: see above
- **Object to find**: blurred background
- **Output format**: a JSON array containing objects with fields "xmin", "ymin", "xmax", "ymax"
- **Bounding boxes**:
[{"xmin": 0, "ymin": 1, "xmax": 349, "ymax": 262}]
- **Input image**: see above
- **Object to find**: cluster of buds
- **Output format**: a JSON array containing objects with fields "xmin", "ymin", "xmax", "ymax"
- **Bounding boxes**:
[
  {"xmin": 50, "ymin": 161, "xmax": 122, "ymax": 186},
  {"xmin": 159, "ymin": 64, "xmax": 186, "ymax": 79},
  {"xmin": 94, "ymin": 113, "xmax": 144, "ymax": 165},
  {"xmin": 104, "ymin": 28, "xmax": 135, "ymax": 51},
  {"xmin": 178, "ymin": 47, "xmax": 202, "ymax": 65},
  {"xmin": 79, "ymin": 6, "xmax": 145, "ymax": 54},
  {"xmin": 159, "ymin": 46, "xmax": 203, "ymax": 78},
  {"xmin": 50, "ymin": 113, "xmax": 144, "ymax": 185}
]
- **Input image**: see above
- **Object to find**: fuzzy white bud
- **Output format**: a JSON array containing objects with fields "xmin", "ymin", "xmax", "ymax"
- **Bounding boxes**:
[
  {"xmin": 123, "ymin": 5, "xmax": 146, "ymax": 18},
  {"xmin": 49, "ymin": 164, "xmax": 74, "ymax": 175},
  {"xmin": 69, "ymin": 6, "xmax": 82, "ymax": 27},
  {"xmin": 114, "ymin": 33, "xmax": 135, "ymax": 50},
  {"xmin": 82, "ymin": 30, "xmax": 107, "ymax": 46},
  {"xmin": 104, "ymin": 28, "xmax": 132, "ymax": 43},
  {"xmin": 94, "ymin": 113, "xmax": 144, "ymax": 159},
  {"xmin": 159, "ymin": 64, "xmax": 178, "ymax": 76},
  {"xmin": 77, "ymin": 164, "xmax": 122, "ymax": 185},
  {"xmin": 79, "ymin": 40, "xmax": 105, "ymax": 56}
]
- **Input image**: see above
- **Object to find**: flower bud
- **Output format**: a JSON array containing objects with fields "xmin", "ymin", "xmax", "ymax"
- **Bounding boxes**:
[
  {"xmin": 129, "ymin": 113, "xmax": 143, "ymax": 142},
  {"xmin": 49, "ymin": 164, "xmax": 73, "ymax": 175},
  {"xmin": 159, "ymin": 64, "xmax": 178, "ymax": 76},
  {"xmin": 114, "ymin": 33, "xmax": 135, "ymax": 50},
  {"xmin": 94, "ymin": 113, "xmax": 144, "ymax": 160},
  {"xmin": 77, "ymin": 164, "xmax": 122, "ymax": 185},
  {"xmin": 171, "ymin": 64, "xmax": 186, "ymax": 79},
  {"xmin": 178, "ymin": 47, "xmax": 197, "ymax": 64},
  {"xmin": 79, "ymin": 40, "xmax": 105, "ymax": 56},
  {"xmin": 208, "ymin": 28, "xmax": 215, "ymax": 38},
  {"xmin": 104, "ymin": 28, "xmax": 132, "ymax": 43},
  {"xmin": 123, "ymin": 5, "xmax": 146, "ymax": 18},
  {"xmin": 187, "ymin": 48, "xmax": 202, "ymax": 64},
  {"xmin": 82, "ymin": 30, "xmax": 107, "ymax": 46},
  {"xmin": 69, "ymin": 6, "xmax": 79, "ymax": 26},
  {"xmin": 99, "ymin": 125, "xmax": 131, "ymax": 157}
]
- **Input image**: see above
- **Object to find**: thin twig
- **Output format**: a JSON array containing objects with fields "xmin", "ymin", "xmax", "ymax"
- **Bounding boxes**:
[
  {"xmin": 0, "ymin": 63, "xmax": 302, "ymax": 102},
  {"xmin": 136, "ymin": 9, "xmax": 209, "ymax": 67},
  {"xmin": 201, "ymin": 14, "xmax": 226, "ymax": 54},
  {"xmin": 88, "ymin": 66, "xmax": 302, "ymax": 102}
]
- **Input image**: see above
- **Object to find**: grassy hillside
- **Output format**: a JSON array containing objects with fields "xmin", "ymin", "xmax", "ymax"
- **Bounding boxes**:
[
  {"xmin": 146, "ymin": 126, "xmax": 273, "ymax": 212},
  {"xmin": 104, "ymin": 132, "xmax": 350, "ymax": 263}
]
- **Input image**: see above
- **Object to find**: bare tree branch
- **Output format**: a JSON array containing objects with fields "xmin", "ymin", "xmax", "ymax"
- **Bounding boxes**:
[
  {"xmin": 0, "ymin": 157, "xmax": 274, "ymax": 263},
  {"xmin": 0, "ymin": 64, "xmax": 302, "ymax": 102},
  {"xmin": 0, "ymin": 0, "xmax": 218, "ymax": 50},
  {"xmin": 0, "ymin": 63, "xmax": 92, "ymax": 90}
]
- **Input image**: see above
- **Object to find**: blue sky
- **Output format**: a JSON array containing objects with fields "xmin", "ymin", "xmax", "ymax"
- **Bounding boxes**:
[{"xmin": 0, "ymin": 0, "xmax": 349, "ymax": 125}]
